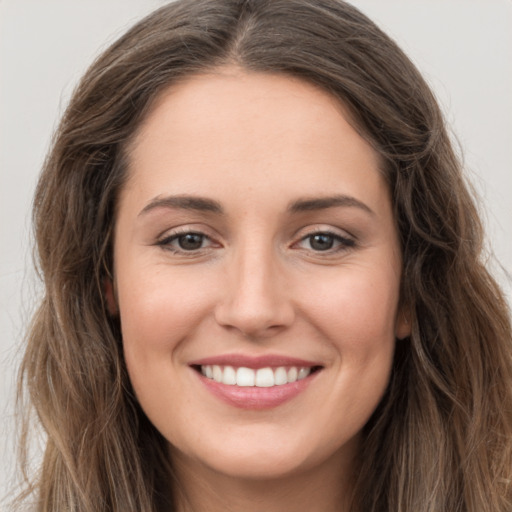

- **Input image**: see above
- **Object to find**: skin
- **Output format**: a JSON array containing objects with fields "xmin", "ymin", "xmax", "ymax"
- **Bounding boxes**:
[{"xmin": 110, "ymin": 68, "xmax": 410, "ymax": 512}]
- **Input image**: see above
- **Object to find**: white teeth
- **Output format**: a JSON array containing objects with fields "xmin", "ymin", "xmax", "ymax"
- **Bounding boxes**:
[
  {"xmin": 222, "ymin": 365, "xmax": 236, "ymax": 385},
  {"xmin": 236, "ymin": 367, "xmax": 255, "ymax": 387},
  {"xmin": 274, "ymin": 367, "xmax": 288, "ymax": 385},
  {"xmin": 200, "ymin": 365, "xmax": 315, "ymax": 387},
  {"xmin": 212, "ymin": 365, "xmax": 222, "ymax": 383},
  {"xmin": 298, "ymin": 367, "xmax": 311, "ymax": 380},
  {"xmin": 287, "ymin": 367, "xmax": 298, "ymax": 382},
  {"xmin": 255, "ymin": 367, "xmax": 274, "ymax": 387}
]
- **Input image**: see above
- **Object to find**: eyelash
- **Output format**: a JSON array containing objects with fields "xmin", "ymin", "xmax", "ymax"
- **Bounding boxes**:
[
  {"xmin": 156, "ymin": 229, "xmax": 215, "ymax": 254},
  {"xmin": 155, "ymin": 228, "xmax": 356, "ymax": 255},
  {"xmin": 295, "ymin": 230, "xmax": 356, "ymax": 253}
]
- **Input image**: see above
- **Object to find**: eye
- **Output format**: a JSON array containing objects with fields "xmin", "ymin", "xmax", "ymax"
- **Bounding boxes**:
[
  {"xmin": 174, "ymin": 233, "xmax": 207, "ymax": 250},
  {"xmin": 308, "ymin": 233, "xmax": 336, "ymax": 251},
  {"xmin": 157, "ymin": 231, "xmax": 213, "ymax": 252},
  {"xmin": 297, "ymin": 231, "xmax": 355, "ymax": 252}
]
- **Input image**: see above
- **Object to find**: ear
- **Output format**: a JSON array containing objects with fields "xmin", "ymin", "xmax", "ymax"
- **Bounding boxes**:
[
  {"xmin": 103, "ymin": 278, "xmax": 118, "ymax": 315},
  {"xmin": 395, "ymin": 305, "xmax": 411, "ymax": 340}
]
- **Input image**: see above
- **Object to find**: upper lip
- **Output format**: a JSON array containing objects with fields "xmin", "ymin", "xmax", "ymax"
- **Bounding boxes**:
[{"xmin": 189, "ymin": 354, "xmax": 323, "ymax": 369}]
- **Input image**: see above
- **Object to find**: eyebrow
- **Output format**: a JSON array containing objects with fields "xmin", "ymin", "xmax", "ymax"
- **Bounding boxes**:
[
  {"xmin": 138, "ymin": 195, "xmax": 224, "ymax": 216},
  {"xmin": 288, "ymin": 194, "xmax": 375, "ymax": 215},
  {"xmin": 138, "ymin": 193, "xmax": 374, "ymax": 217}
]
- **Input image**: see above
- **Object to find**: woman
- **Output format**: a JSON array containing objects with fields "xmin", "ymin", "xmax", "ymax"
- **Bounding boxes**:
[{"xmin": 16, "ymin": 0, "xmax": 512, "ymax": 510}]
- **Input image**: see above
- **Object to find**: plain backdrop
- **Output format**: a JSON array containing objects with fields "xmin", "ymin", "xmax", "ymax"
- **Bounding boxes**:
[{"xmin": 1, "ymin": 0, "xmax": 511, "ymax": 502}]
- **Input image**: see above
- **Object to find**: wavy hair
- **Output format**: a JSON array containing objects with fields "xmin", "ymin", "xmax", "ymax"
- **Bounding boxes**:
[{"xmin": 16, "ymin": 0, "xmax": 512, "ymax": 510}]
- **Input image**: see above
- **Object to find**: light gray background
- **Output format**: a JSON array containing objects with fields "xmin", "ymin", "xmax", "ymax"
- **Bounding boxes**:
[{"xmin": 1, "ymin": 0, "xmax": 511, "ymax": 502}]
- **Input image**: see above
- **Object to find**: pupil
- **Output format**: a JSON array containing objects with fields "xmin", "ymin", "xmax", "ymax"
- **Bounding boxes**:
[
  {"xmin": 310, "ymin": 234, "xmax": 333, "ymax": 251},
  {"xmin": 178, "ymin": 233, "xmax": 203, "ymax": 250}
]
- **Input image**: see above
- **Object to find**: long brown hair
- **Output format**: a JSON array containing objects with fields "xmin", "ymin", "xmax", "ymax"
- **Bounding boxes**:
[{"xmin": 16, "ymin": 0, "xmax": 512, "ymax": 510}]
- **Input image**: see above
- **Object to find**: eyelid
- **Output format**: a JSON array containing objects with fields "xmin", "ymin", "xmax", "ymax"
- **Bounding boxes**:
[
  {"xmin": 155, "ymin": 225, "xmax": 222, "ymax": 253},
  {"xmin": 293, "ymin": 224, "xmax": 355, "ymax": 242},
  {"xmin": 157, "ymin": 231, "xmax": 209, "ymax": 245},
  {"xmin": 291, "ymin": 225, "xmax": 357, "ymax": 252},
  {"xmin": 156, "ymin": 223, "xmax": 217, "ymax": 240}
]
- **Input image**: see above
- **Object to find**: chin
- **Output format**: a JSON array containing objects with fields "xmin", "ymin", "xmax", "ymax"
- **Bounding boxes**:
[
  {"xmin": 169, "ymin": 425, "xmax": 357, "ymax": 483},
  {"xmin": 195, "ymin": 451, "xmax": 313, "ymax": 481}
]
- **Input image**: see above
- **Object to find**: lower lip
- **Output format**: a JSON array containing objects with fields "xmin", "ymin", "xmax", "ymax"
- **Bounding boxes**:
[{"xmin": 196, "ymin": 370, "xmax": 319, "ymax": 410}]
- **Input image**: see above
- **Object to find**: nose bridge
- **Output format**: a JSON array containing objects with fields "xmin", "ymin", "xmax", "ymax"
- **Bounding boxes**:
[
  {"xmin": 235, "ymin": 240, "xmax": 275, "ymax": 304},
  {"xmin": 215, "ymin": 235, "xmax": 293, "ymax": 336}
]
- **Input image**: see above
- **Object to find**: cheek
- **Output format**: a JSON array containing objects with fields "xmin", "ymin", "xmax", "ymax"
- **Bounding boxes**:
[
  {"xmin": 309, "ymin": 267, "xmax": 399, "ymax": 418},
  {"xmin": 303, "ymin": 264, "xmax": 401, "ymax": 348},
  {"xmin": 117, "ymin": 267, "xmax": 218, "ymax": 428},
  {"xmin": 298, "ymin": 261, "xmax": 400, "ymax": 416},
  {"xmin": 118, "ymin": 266, "xmax": 216, "ymax": 353}
]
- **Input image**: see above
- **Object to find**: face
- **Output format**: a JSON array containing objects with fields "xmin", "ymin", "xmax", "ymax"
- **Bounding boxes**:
[{"xmin": 111, "ymin": 69, "xmax": 409, "ymax": 483}]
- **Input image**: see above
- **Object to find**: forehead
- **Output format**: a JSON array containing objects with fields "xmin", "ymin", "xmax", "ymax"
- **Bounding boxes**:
[{"xmin": 122, "ymin": 68, "xmax": 389, "ymax": 215}]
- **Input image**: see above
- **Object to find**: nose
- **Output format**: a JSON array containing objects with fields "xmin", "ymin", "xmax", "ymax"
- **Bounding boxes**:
[{"xmin": 214, "ymin": 244, "xmax": 295, "ymax": 339}]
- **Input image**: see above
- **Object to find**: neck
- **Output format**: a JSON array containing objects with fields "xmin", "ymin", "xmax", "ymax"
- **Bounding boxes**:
[{"xmin": 170, "ymin": 445, "xmax": 357, "ymax": 512}]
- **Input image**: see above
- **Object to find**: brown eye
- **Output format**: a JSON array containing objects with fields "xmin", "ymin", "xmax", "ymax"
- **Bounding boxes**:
[
  {"xmin": 296, "ymin": 231, "xmax": 355, "ymax": 253},
  {"xmin": 308, "ymin": 233, "xmax": 335, "ymax": 251},
  {"xmin": 177, "ymin": 233, "xmax": 205, "ymax": 250},
  {"xmin": 157, "ymin": 231, "xmax": 212, "ymax": 252}
]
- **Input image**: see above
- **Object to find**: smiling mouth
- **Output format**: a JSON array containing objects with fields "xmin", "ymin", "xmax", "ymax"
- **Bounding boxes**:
[{"xmin": 193, "ymin": 365, "xmax": 322, "ymax": 388}]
